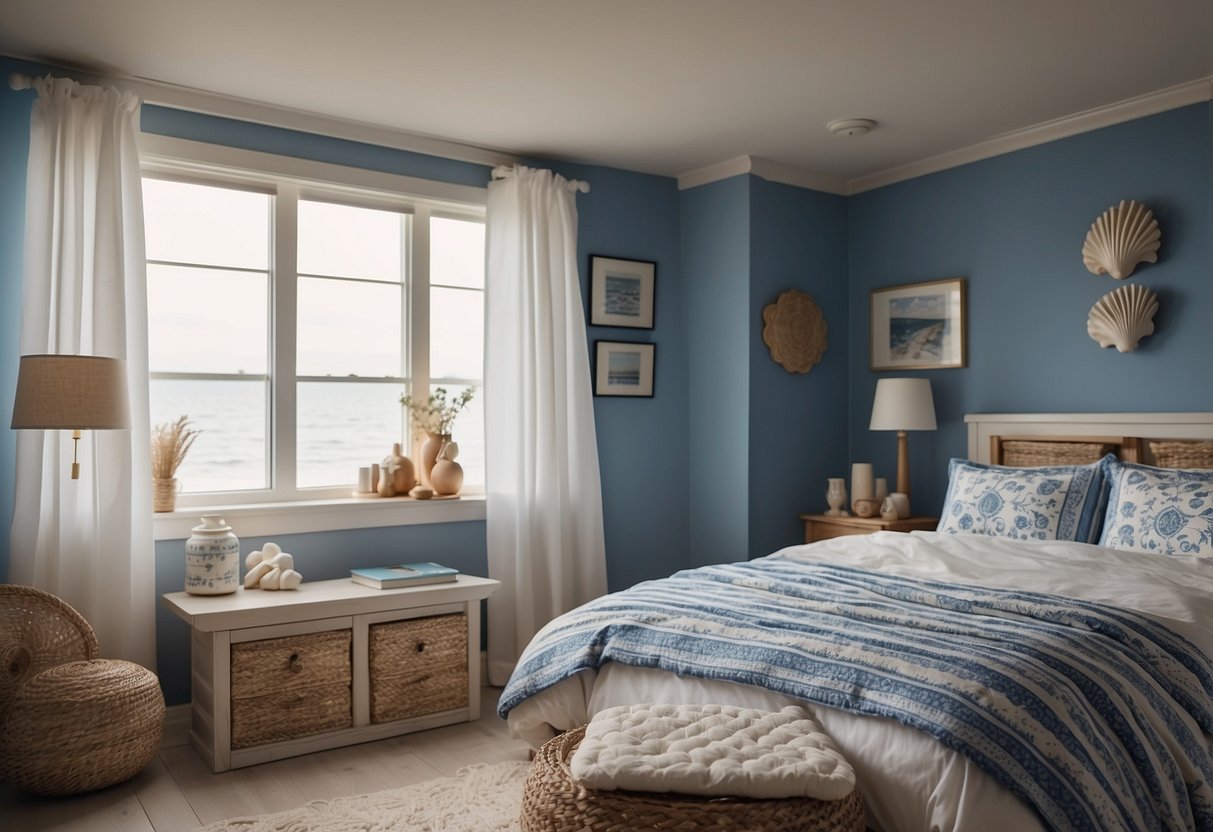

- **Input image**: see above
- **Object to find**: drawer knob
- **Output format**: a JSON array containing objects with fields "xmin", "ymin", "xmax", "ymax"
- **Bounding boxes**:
[
  {"xmin": 415, "ymin": 641, "xmax": 426, "ymax": 653},
  {"xmin": 288, "ymin": 652, "xmax": 303, "ymax": 673}
]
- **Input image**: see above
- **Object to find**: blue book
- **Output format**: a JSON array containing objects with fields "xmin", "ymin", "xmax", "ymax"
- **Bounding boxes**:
[{"xmin": 350, "ymin": 562, "xmax": 459, "ymax": 589}]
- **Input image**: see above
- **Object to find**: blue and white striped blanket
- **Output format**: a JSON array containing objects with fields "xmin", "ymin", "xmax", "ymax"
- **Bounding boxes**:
[{"xmin": 499, "ymin": 559, "xmax": 1213, "ymax": 832}]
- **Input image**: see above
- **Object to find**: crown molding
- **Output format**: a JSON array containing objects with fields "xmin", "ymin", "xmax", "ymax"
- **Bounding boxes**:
[
  {"xmin": 4, "ymin": 55, "xmax": 517, "ymax": 169},
  {"xmin": 677, "ymin": 77, "xmax": 1213, "ymax": 196},
  {"xmin": 749, "ymin": 157, "xmax": 848, "ymax": 195},
  {"xmin": 677, "ymin": 156, "xmax": 754, "ymax": 190},
  {"xmin": 848, "ymin": 76, "xmax": 1213, "ymax": 194}
]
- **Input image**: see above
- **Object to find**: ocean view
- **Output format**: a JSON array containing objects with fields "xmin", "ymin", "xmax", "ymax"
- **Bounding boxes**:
[{"xmin": 150, "ymin": 379, "xmax": 484, "ymax": 494}]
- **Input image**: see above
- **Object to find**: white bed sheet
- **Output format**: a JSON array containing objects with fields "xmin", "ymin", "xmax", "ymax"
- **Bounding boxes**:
[{"xmin": 506, "ymin": 531, "xmax": 1213, "ymax": 832}]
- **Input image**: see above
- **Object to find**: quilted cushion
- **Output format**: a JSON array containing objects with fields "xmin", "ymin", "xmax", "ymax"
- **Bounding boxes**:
[
  {"xmin": 936, "ymin": 457, "xmax": 1108, "ymax": 543},
  {"xmin": 568, "ymin": 704, "xmax": 855, "ymax": 800},
  {"xmin": 1098, "ymin": 457, "xmax": 1213, "ymax": 556}
]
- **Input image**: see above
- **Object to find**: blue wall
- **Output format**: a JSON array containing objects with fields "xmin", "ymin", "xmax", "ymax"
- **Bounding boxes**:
[
  {"xmin": 848, "ymin": 104, "xmax": 1213, "ymax": 515},
  {"xmin": 538, "ymin": 158, "xmax": 689, "ymax": 591},
  {"xmin": 748, "ymin": 177, "xmax": 849, "ymax": 557},
  {"xmin": 682, "ymin": 176, "xmax": 752, "ymax": 567}
]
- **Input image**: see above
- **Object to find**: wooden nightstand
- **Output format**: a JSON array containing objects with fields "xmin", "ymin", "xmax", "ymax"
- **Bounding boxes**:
[{"xmin": 799, "ymin": 513, "xmax": 939, "ymax": 543}]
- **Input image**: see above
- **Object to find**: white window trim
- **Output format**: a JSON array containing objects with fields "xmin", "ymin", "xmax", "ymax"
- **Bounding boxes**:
[{"xmin": 139, "ymin": 134, "xmax": 487, "ymax": 540}]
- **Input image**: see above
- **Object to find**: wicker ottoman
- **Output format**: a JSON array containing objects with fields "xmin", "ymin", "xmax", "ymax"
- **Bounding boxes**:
[
  {"xmin": 520, "ymin": 726, "xmax": 866, "ymax": 832},
  {"xmin": 0, "ymin": 659, "xmax": 165, "ymax": 795}
]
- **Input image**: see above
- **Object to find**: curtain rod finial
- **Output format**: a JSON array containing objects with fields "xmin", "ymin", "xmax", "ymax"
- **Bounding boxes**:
[{"xmin": 9, "ymin": 73, "xmax": 34, "ymax": 91}]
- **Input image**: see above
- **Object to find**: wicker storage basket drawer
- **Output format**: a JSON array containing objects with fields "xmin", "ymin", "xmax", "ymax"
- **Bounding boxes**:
[
  {"xmin": 369, "ymin": 613, "xmax": 467, "ymax": 723},
  {"xmin": 229, "ymin": 629, "xmax": 352, "ymax": 748}
]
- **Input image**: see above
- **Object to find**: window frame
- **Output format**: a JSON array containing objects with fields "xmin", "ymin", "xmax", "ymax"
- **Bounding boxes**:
[{"xmin": 139, "ymin": 134, "xmax": 487, "ymax": 538}]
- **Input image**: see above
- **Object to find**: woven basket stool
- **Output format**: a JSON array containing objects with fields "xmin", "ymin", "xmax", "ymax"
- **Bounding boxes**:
[
  {"xmin": 520, "ymin": 725, "xmax": 866, "ymax": 832},
  {"xmin": 0, "ymin": 659, "xmax": 165, "ymax": 795}
]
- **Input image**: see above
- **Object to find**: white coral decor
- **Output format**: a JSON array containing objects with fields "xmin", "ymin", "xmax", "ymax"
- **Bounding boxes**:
[{"xmin": 243, "ymin": 541, "xmax": 303, "ymax": 590}]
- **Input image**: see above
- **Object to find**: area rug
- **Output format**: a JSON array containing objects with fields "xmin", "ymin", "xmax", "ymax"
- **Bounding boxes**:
[{"xmin": 197, "ymin": 761, "xmax": 531, "ymax": 832}]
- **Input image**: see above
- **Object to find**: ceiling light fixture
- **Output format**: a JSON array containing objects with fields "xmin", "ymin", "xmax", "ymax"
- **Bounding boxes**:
[{"xmin": 827, "ymin": 118, "xmax": 876, "ymax": 137}]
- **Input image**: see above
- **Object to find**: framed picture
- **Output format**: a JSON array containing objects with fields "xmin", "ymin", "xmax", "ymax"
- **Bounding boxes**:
[
  {"xmin": 594, "ymin": 341, "xmax": 655, "ymax": 397},
  {"xmin": 870, "ymin": 277, "xmax": 967, "ymax": 371},
  {"xmin": 589, "ymin": 255, "xmax": 655, "ymax": 329}
]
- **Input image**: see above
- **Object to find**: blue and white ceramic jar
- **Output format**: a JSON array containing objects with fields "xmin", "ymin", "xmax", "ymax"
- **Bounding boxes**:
[{"xmin": 185, "ymin": 515, "xmax": 240, "ymax": 595}]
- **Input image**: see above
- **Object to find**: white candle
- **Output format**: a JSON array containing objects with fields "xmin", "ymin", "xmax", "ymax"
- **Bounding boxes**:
[
  {"xmin": 357, "ymin": 467, "xmax": 372, "ymax": 493},
  {"xmin": 851, "ymin": 463, "xmax": 874, "ymax": 506}
]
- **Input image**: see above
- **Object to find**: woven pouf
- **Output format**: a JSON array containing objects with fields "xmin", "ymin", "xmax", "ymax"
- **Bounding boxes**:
[
  {"xmin": 0, "ymin": 659, "xmax": 165, "ymax": 795},
  {"xmin": 520, "ymin": 725, "xmax": 866, "ymax": 832}
]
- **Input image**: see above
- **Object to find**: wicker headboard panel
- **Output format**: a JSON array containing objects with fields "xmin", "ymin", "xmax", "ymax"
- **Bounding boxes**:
[
  {"xmin": 990, "ymin": 436, "xmax": 1138, "ymax": 467},
  {"xmin": 966, "ymin": 413, "xmax": 1213, "ymax": 467}
]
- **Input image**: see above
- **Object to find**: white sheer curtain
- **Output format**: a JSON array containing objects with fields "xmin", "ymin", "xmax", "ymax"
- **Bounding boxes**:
[
  {"xmin": 484, "ymin": 165, "xmax": 607, "ymax": 685},
  {"xmin": 9, "ymin": 76, "xmax": 155, "ymax": 669}
]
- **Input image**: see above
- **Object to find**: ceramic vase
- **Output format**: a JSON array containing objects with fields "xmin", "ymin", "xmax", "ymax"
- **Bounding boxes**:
[
  {"xmin": 390, "ymin": 442, "xmax": 417, "ymax": 493},
  {"xmin": 377, "ymin": 473, "xmax": 396, "ymax": 497},
  {"xmin": 430, "ymin": 441, "xmax": 464, "ymax": 496},
  {"xmin": 826, "ymin": 478, "xmax": 848, "ymax": 516},
  {"xmin": 420, "ymin": 432, "xmax": 451, "ymax": 487},
  {"xmin": 152, "ymin": 477, "xmax": 178, "ymax": 513},
  {"xmin": 185, "ymin": 515, "xmax": 239, "ymax": 595}
]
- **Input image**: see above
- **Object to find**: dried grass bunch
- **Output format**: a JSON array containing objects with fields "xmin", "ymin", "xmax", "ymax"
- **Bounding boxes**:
[{"xmin": 151, "ymin": 416, "xmax": 200, "ymax": 479}]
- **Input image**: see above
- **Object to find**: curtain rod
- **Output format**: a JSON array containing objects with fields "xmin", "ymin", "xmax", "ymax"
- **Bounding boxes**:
[
  {"xmin": 492, "ymin": 164, "xmax": 590, "ymax": 194},
  {"xmin": 9, "ymin": 72, "xmax": 36, "ymax": 90}
]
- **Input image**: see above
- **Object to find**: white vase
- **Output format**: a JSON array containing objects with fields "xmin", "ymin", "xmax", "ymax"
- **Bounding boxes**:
[
  {"xmin": 185, "ymin": 515, "xmax": 240, "ymax": 595},
  {"xmin": 826, "ymin": 478, "xmax": 848, "ymax": 516}
]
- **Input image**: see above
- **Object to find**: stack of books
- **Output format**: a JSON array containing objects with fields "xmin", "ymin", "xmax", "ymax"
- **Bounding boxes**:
[{"xmin": 350, "ymin": 562, "xmax": 459, "ymax": 589}]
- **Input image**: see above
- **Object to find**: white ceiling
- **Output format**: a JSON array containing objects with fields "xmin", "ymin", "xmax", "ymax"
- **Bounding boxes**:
[{"xmin": 2, "ymin": 0, "xmax": 1211, "ymax": 185}]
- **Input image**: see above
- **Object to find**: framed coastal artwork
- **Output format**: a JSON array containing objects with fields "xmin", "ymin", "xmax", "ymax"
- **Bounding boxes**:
[
  {"xmin": 589, "ymin": 255, "xmax": 655, "ymax": 329},
  {"xmin": 594, "ymin": 341, "xmax": 655, "ymax": 397},
  {"xmin": 870, "ymin": 277, "xmax": 967, "ymax": 371}
]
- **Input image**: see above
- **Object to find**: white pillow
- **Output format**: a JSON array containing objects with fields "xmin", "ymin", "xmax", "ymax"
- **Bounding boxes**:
[
  {"xmin": 937, "ymin": 457, "xmax": 1108, "ymax": 543},
  {"xmin": 1098, "ymin": 458, "xmax": 1213, "ymax": 556}
]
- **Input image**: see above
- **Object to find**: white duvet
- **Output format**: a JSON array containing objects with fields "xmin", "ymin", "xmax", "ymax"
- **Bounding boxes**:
[{"xmin": 506, "ymin": 531, "xmax": 1213, "ymax": 832}]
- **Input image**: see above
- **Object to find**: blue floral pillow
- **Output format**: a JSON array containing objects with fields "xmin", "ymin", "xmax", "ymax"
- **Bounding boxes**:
[
  {"xmin": 1097, "ymin": 458, "xmax": 1213, "ymax": 556},
  {"xmin": 937, "ymin": 457, "xmax": 1107, "ymax": 543}
]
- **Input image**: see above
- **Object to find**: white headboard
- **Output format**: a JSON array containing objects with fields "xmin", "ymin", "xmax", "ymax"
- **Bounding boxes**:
[{"xmin": 965, "ymin": 413, "xmax": 1213, "ymax": 465}]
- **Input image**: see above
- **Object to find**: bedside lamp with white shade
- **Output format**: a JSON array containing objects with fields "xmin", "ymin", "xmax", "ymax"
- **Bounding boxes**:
[
  {"xmin": 869, "ymin": 378, "xmax": 936, "ymax": 511},
  {"xmin": 11, "ymin": 354, "xmax": 131, "ymax": 479}
]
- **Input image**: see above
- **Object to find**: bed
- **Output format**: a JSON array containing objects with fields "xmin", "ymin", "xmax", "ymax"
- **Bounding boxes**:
[{"xmin": 498, "ymin": 413, "xmax": 1213, "ymax": 832}]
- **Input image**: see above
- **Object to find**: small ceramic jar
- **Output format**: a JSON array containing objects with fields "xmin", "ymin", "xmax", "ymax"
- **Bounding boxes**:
[{"xmin": 185, "ymin": 515, "xmax": 240, "ymax": 595}]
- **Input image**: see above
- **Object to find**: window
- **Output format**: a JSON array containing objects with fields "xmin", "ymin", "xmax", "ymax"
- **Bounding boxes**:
[{"xmin": 142, "ymin": 163, "xmax": 485, "ymax": 507}]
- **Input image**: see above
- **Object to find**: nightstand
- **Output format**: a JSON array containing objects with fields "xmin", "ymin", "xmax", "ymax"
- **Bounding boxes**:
[{"xmin": 799, "ymin": 513, "xmax": 939, "ymax": 543}]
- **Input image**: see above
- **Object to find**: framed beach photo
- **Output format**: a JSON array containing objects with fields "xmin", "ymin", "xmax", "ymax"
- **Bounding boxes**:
[
  {"xmin": 589, "ymin": 255, "xmax": 655, "ymax": 329},
  {"xmin": 870, "ymin": 277, "xmax": 967, "ymax": 371},
  {"xmin": 594, "ymin": 341, "xmax": 655, "ymax": 397}
]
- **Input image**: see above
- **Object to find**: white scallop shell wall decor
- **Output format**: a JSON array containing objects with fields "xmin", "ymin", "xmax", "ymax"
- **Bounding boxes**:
[
  {"xmin": 1081, "ymin": 199, "xmax": 1160, "ymax": 280},
  {"xmin": 762, "ymin": 289, "xmax": 827, "ymax": 373},
  {"xmin": 1086, "ymin": 283, "xmax": 1158, "ymax": 353}
]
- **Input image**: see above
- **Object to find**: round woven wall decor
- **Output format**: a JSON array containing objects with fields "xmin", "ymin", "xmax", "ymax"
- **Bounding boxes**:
[{"xmin": 762, "ymin": 289, "xmax": 827, "ymax": 373}]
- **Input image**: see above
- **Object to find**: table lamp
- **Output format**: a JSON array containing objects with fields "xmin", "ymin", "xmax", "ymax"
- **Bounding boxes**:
[
  {"xmin": 11, "ymin": 354, "xmax": 131, "ymax": 479},
  {"xmin": 869, "ymin": 378, "xmax": 936, "ymax": 508}
]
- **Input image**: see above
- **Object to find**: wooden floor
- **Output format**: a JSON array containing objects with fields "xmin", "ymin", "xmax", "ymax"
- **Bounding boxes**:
[{"xmin": 0, "ymin": 688, "xmax": 532, "ymax": 831}]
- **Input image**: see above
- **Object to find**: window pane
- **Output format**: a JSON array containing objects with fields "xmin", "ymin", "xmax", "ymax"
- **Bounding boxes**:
[
  {"xmin": 297, "ymin": 277, "xmax": 402, "ymax": 377},
  {"xmin": 142, "ymin": 179, "xmax": 269, "ymax": 269},
  {"xmin": 429, "ymin": 287, "xmax": 483, "ymax": 380},
  {"xmin": 150, "ymin": 378, "xmax": 267, "ymax": 492},
  {"xmin": 431, "ymin": 217, "xmax": 484, "ymax": 289},
  {"xmin": 298, "ymin": 200, "xmax": 403, "ymax": 282},
  {"xmin": 429, "ymin": 383, "xmax": 483, "ymax": 488},
  {"xmin": 297, "ymin": 382, "xmax": 405, "ymax": 488},
  {"xmin": 148, "ymin": 264, "xmax": 268, "ymax": 375}
]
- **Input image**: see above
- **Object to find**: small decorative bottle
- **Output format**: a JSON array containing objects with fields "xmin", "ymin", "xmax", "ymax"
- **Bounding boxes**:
[{"xmin": 185, "ymin": 515, "xmax": 240, "ymax": 595}]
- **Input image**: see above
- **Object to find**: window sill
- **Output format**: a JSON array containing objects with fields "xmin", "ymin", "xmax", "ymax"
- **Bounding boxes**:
[{"xmin": 153, "ymin": 494, "xmax": 486, "ymax": 540}]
